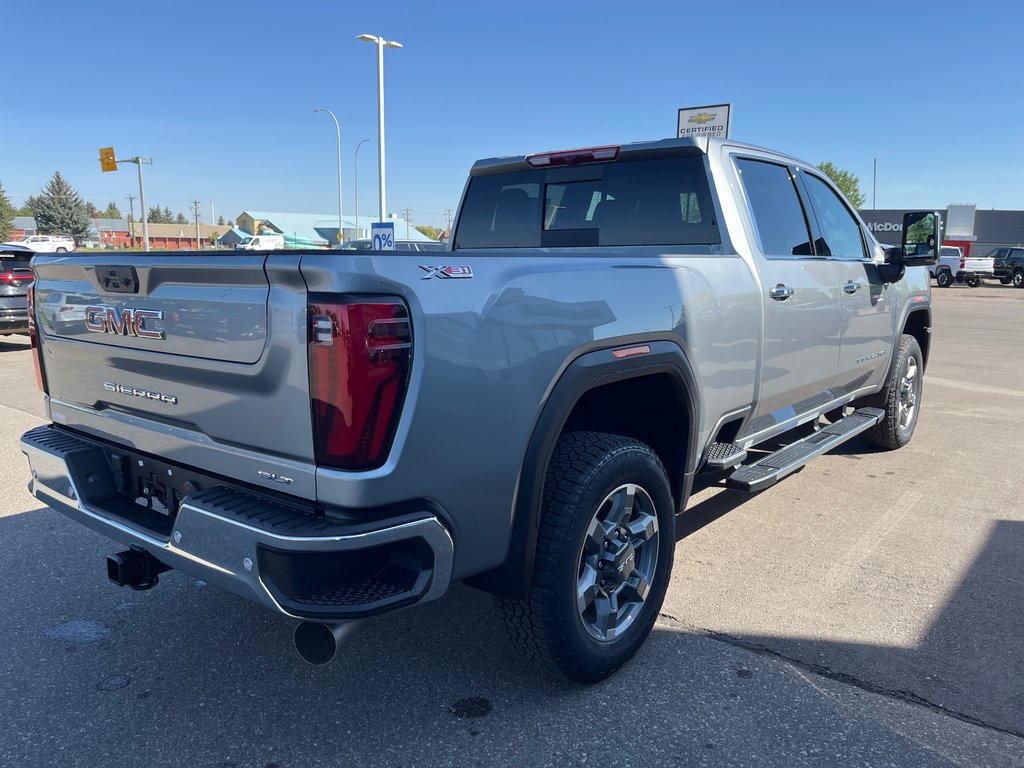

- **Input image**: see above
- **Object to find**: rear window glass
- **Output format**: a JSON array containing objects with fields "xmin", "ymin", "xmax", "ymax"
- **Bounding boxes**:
[
  {"xmin": 0, "ymin": 256, "xmax": 32, "ymax": 270},
  {"xmin": 454, "ymin": 156, "xmax": 719, "ymax": 249}
]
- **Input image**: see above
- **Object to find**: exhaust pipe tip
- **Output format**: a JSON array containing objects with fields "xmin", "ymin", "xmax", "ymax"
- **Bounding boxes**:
[{"xmin": 293, "ymin": 620, "xmax": 363, "ymax": 666}]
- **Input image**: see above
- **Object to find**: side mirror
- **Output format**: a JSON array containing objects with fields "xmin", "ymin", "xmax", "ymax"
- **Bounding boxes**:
[{"xmin": 900, "ymin": 211, "xmax": 942, "ymax": 267}]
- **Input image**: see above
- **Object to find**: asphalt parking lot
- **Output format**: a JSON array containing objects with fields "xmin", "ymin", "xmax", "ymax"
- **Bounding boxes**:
[{"xmin": 1, "ymin": 284, "xmax": 1021, "ymax": 767}]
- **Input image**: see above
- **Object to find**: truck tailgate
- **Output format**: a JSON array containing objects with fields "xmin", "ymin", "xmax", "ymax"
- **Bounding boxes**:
[{"xmin": 31, "ymin": 253, "xmax": 317, "ymax": 499}]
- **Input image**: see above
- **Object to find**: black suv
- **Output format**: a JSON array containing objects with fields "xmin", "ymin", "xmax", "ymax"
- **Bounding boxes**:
[
  {"xmin": 0, "ymin": 244, "xmax": 35, "ymax": 335},
  {"xmin": 991, "ymin": 247, "xmax": 1024, "ymax": 288}
]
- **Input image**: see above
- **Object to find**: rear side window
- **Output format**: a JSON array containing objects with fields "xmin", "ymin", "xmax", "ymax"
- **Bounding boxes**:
[
  {"xmin": 454, "ymin": 156, "xmax": 719, "ymax": 249},
  {"xmin": 735, "ymin": 158, "xmax": 815, "ymax": 258}
]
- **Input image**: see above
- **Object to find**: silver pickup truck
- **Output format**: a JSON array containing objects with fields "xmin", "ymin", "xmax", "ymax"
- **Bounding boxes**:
[{"xmin": 21, "ymin": 137, "xmax": 938, "ymax": 682}]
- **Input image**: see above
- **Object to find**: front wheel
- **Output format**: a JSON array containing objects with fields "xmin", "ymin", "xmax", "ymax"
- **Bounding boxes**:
[
  {"xmin": 55, "ymin": 247, "xmax": 67, "ymax": 253},
  {"xmin": 862, "ymin": 335, "xmax": 924, "ymax": 450},
  {"xmin": 1014, "ymin": 269, "xmax": 1024, "ymax": 289},
  {"xmin": 499, "ymin": 431, "xmax": 676, "ymax": 683},
  {"xmin": 936, "ymin": 270, "xmax": 953, "ymax": 288}
]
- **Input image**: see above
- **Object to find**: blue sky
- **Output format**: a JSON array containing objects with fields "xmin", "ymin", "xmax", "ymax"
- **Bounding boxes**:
[{"xmin": 3, "ymin": 0, "xmax": 1021, "ymax": 228}]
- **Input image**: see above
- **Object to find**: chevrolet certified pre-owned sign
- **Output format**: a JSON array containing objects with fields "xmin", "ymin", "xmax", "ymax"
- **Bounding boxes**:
[{"xmin": 678, "ymin": 103, "xmax": 731, "ymax": 139}]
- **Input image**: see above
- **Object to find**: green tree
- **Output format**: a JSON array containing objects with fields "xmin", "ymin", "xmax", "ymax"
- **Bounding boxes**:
[
  {"xmin": 0, "ymin": 181, "xmax": 16, "ymax": 241},
  {"xmin": 174, "ymin": 212, "xmax": 188, "ymax": 225},
  {"xmin": 217, "ymin": 215, "xmax": 225, "ymax": 226},
  {"xmin": 227, "ymin": 219, "xmax": 234, "ymax": 228},
  {"xmin": 102, "ymin": 202, "xmax": 122, "ymax": 219},
  {"xmin": 163, "ymin": 206, "xmax": 174, "ymax": 223},
  {"xmin": 30, "ymin": 171, "xmax": 92, "ymax": 242},
  {"xmin": 147, "ymin": 206, "xmax": 166, "ymax": 223},
  {"xmin": 816, "ymin": 162, "xmax": 865, "ymax": 209},
  {"xmin": 416, "ymin": 225, "xmax": 440, "ymax": 241},
  {"xmin": 85, "ymin": 201, "xmax": 100, "ymax": 218}
]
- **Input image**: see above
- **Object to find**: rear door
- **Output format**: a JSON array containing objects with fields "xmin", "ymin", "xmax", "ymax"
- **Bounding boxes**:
[{"xmin": 734, "ymin": 156, "xmax": 841, "ymax": 431}]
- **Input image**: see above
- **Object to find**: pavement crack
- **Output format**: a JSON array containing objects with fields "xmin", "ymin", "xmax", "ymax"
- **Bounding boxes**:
[{"xmin": 657, "ymin": 612, "xmax": 1024, "ymax": 741}]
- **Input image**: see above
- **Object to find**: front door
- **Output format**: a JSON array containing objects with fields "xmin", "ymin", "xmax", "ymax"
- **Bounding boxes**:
[{"xmin": 798, "ymin": 170, "xmax": 894, "ymax": 398}]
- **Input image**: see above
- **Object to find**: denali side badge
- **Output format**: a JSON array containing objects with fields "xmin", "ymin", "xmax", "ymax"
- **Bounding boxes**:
[{"xmin": 419, "ymin": 265, "xmax": 474, "ymax": 280}]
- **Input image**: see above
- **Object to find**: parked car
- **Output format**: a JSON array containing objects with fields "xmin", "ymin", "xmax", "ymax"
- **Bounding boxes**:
[
  {"xmin": 1, "ymin": 235, "xmax": 75, "ymax": 253},
  {"xmin": 336, "ymin": 238, "xmax": 446, "ymax": 252},
  {"xmin": 990, "ymin": 247, "xmax": 1024, "ymax": 288},
  {"xmin": 930, "ymin": 245, "xmax": 994, "ymax": 288},
  {"xmin": 0, "ymin": 244, "xmax": 35, "ymax": 335},
  {"xmin": 236, "ymin": 234, "xmax": 285, "ymax": 251}
]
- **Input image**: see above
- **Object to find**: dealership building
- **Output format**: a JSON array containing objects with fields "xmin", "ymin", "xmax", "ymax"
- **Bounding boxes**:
[{"xmin": 859, "ymin": 205, "xmax": 1024, "ymax": 257}]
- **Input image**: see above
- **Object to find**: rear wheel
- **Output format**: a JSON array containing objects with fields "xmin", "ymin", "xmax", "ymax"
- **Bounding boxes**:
[
  {"xmin": 862, "ymin": 335, "xmax": 923, "ymax": 450},
  {"xmin": 936, "ymin": 270, "xmax": 953, "ymax": 288},
  {"xmin": 499, "ymin": 431, "xmax": 676, "ymax": 683},
  {"xmin": 1000, "ymin": 277, "xmax": 1012, "ymax": 285},
  {"xmin": 1014, "ymin": 269, "xmax": 1024, "ymax": 289},
  {"xmin": 55, "ymin": 247, "xmax": 67, "ymax": 253},
  {"xmin": 966, "ymin": 275, "xmax": 981, "ymax": 288}
]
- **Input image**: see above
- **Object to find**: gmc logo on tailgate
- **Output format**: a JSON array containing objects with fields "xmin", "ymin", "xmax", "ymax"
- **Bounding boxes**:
[{"xmin": 85, "ymin": 306, "xmax": 165, "ymax": 339}]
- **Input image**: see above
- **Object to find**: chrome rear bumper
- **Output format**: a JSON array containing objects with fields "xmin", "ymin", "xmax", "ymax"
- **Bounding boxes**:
[{"xmin": 21, "ymin": 425, "xmax": 454, "ymax": 620}]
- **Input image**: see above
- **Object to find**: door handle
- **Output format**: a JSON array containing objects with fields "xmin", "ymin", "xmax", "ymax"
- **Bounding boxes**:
[
  {"xmin": 769, "ymin": 284, "xmax": 794, "ymax": 301},
  {"xmin": 843, "ymin": 281, "xmax": 862, "ymax": 294}
]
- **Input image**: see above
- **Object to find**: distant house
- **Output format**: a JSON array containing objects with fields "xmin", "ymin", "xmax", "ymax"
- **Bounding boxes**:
[{"xmin": 218, "ymin": 227, "xmax": 252, "ymax": 248}]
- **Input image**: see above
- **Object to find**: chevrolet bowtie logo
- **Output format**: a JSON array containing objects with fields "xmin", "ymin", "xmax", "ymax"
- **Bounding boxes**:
[{"xmin": 688, "ymin": 112, "xmax": 717, "ymax": 125}]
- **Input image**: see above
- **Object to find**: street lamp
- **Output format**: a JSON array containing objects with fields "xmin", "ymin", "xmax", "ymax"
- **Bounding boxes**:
[
  {"xmin": 353, "ymin": 138, "xmax": 370, "ymax": 238},
  {"xmin": 356, "ymin": 33, "xmax": 403, "ymax": 222},
  {"xmin": 314, "ymin": 107, "xmax": 344, "ymax": 243}
]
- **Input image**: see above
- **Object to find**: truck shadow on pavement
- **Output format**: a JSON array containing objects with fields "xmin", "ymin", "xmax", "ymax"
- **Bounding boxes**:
[
  {"xmin": 0, "ymin": 335, "xmax": 30, "ymax": 353},
  {"xmin": 1, "ymin": 507, "xmax": 1021, "ymax": 765}
]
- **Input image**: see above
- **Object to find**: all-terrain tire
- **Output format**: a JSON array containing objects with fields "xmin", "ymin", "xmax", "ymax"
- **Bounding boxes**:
[
  {"xmin": 936, "ymin": 270, "xmax": 953, "ymax": 288},
  {"xmin": 498, "ymin": 431, "xmax": 676, "ymax": 684},
  {"xmin": 862, "ymin": 334, "xmax": 923, "ymax": 450},
  {"xmin": 1013, "ymin": 269, "xmax": 1024, "ymax": 289}
]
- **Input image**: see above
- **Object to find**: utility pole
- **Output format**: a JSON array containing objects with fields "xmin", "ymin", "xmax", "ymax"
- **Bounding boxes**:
[
  {"xmin": 209, "ymin": 200, "xmax": 215, "ymax": 228},
  {"xmin": 401, "ymin": 207, "xmax": 412, "ymax": 239},
  {"xmin": 191, "ymin": 199, "xmax": 202, "ymax": 249},
  {"xmin": 444, "ymin": 208, "xmax": 454, "ymax": 232},
  {"xmin": 125, "ymin": 195, "xmax": 137, "ymax": 247}
]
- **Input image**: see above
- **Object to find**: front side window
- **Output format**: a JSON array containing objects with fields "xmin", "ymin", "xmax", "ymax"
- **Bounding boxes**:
[
  {"xmin": 735, "ymin": 158, "xmax": 815, "ymax": 257},
  {"xmin": 803, "ymin": 174, "xmax": 866, "ymax": 260}
]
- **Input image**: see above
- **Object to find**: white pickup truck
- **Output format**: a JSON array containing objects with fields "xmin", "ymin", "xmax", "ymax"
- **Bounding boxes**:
[
  {"xmin": 1, "ymin": 235, "xmax": 75, "ymax": 253},
  {"xmin": 930, "ymin": 245, "xmax": 994, "ymax": 288}
]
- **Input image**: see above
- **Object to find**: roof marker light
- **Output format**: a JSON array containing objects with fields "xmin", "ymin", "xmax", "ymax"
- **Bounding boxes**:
[{"xmin": 526, "ymin": 145, "xmax": 620, "ymax": 168}]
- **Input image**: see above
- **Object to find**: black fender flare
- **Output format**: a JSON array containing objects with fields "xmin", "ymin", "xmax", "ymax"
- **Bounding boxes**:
[{"xmin": 466, "ymin": 338, "xmax": 701, "ymax": 598}]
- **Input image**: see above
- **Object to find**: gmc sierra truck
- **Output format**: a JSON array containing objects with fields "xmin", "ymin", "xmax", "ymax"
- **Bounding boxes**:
[{"xmin": 21, "ymin": 137, "xmax": 939, "ymax": 683}]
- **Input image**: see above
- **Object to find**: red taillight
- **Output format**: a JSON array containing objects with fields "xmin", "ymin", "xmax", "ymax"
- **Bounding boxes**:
[
  {"xmin": 960, "ymin": 258, "xmax": 966, "ymax": 269},
  {"xmin": 26, "ymin": 286, "xmax": 45, "ymax": 391},
  {"xmin": 0, "ymin": 271, "xmax": 34, "ymax": 286},
  {"xmin": 525, "ymin": 145, "xmax": 620, "ymax": 168},
  {"xmin": 308, "ymin": 297, "xmax": 412, "ymax": 471}
]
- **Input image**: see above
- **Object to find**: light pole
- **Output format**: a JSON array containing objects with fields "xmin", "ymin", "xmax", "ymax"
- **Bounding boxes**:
[
  {"xmin": 119, "ymin": 156, "xmax": 153, "ymax": 251},
  {"xmin": 356, "ymin": 34, "xmax": 403, "ymax": 222},
  {"xmin": 314, "ymin": 107, "xmax": 344, "ymax": 242},
  {"xmin": 353, "ymin": 138, "xmax": 370, "ymax": 238}
]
